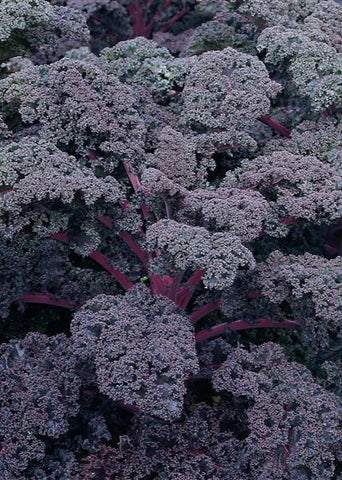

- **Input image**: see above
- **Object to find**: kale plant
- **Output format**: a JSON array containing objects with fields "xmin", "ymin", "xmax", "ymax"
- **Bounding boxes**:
[{"xmin": 0, "ymin": 1, "xmax": 341, "ymax": 478}]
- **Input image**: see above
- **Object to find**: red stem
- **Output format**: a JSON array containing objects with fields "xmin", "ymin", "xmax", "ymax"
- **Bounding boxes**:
[
  {"xmin": 50, "ymin": 232, "xmax": 134, "ymax": 291},
  {"xmin": 97, "ymin": 215, "xmax": 191, "ymax": 301},
  {"xmin": 195, "ymin": 318, "xmax": 301, "ymax": 343},
  {"xmin": 190, "ymin": 298, "xmax": 222, "ymax": 324},
  {"xmin": 97, "ymin": 214, "xmax": 113, "ymax": 229},
  {"xmin": 258, "ymin": 115, "xmax": 291, "ymax": 138},
  {"xmin": 150, "ymin": 273, "xmax": 167, "ymax": 296},
  {"xmin": 167, "ymin": 271, "xmax": 184, "ymax": 301},
  {"xmin": 98, "ymin": 215, "xmax": 149, "ymax": 267},
  {"xmin": 119, "ymin": 231, "xmax": 149, "ymax": 267},
  {"xmin": 15, "ymin": 292, "xmax": 75, "ymax": 309},
  {"xmin": 127, "ymin": 0, "xmax": 187, "ymax": 38},
  {"xmin": 176, "ymin": 270, "xmax": 205, "ymax": 309},
  {"xmin": 89, "ymin": 251, "xmax": 134, "ymax": 291},
  {"xmin": 123, "ymin": 163, "xmax": 152, "ymax": 219},
  {"xmin": 123, "ymin": 162, "xmax": 142, "ymax": 192},
  {"xmin": 86, "ymin": 216, "xmax": 188, "ymax": 298},
  {"xmin": 50, "ymin": 232, "xmax": 68, "ymax": 243},
  {"xmin": 143, "ymin": 0, "xmax": 174, "ymax": 35},
  {"xmin": 161, "ymin": 7, "xmax": 190, "ymax": 32},
  {"xmin": 128, "ymin": 1, "xmax": 151, "ymax": 37},
  {"xmin": 154, "ymin": 0, "xmax": 172, "ymax": 20}
]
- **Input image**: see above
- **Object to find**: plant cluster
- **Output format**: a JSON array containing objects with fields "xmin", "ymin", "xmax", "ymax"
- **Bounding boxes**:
[{"xmin": 0, "ymin": 0, "xmax": 341, "ymax": 478}]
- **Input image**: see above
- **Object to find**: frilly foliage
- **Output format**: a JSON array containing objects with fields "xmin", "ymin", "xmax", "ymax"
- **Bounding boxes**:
[{"xmin": 0, "ymin": 0, "xmax": 342, "ymax": 478}]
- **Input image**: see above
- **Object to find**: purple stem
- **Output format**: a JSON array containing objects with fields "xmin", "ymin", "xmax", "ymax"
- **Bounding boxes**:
[
  {"xmin": 127, "ymin": 1, "xmax": 152, "ymax": 37},
  {"xmin": 98, "ymin": 215, "xmax": 149, "ymax": 267},
  {"xmin": 195, "ymin": 318, "xmax": 301, "ymax": 343},
  {"xmin": 123, "ymin": 162, "xmax": 152, "ymax": 219},
  {"xmin": 190, "ymin": 298, "xmax": 222, "ymax": 324},
  {"xmin": 176, "ymin": 270, "xmax": 205, "ymax": 309},
  {"xmin": 119, "ymin": 231, "xmax": 149, "ymax": 267},
  {"xmin": 167, "ymin": 271, "xmax": 184, "ymax": 301},
  {"xmin": 14, "ymin": 292, "xmax": 75, "ymax": 309},
  {"xmin": 89, "ymin": 251, "xmax": 134, "ymax": 291},
  {"xmin": 161, "ymin": 7, "xmax": 190, "ymax": 32},
  {"xmin": 50, "ymin": 232, "xmax": 134, "ymax": 291},
  {"xmin": 50, "ymin": 232, "xmax": 68, "ymax": 243},
  {"xmin": 258, "ymin": 115, "xmax": 291, "ymax": 138},
  {"xmin": 149, "ymin": 273, "xmax": 167, "ymax": 296}
]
